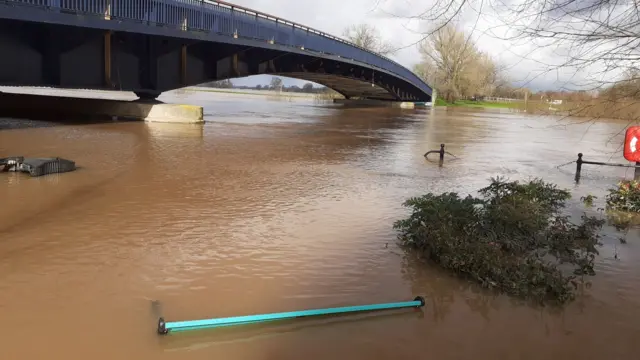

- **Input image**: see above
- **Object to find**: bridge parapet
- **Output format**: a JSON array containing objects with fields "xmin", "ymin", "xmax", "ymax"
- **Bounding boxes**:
[{"xmin": 5, "ymin": 0, "xmax": 431, "ymax": 97}]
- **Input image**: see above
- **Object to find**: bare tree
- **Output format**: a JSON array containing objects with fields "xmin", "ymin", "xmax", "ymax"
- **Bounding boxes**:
[
  {"xmin": 342, "ymin": 24, "xmax": 396, "ymax": 56},
  {"xmin": 393, "ymin": 0, "xmax": 640, "ymax": 92},
  {"xmin": 602, "ymin": 69, "xmax": 640, "ymax": 100},
  {"xmin": 270, "ymin": 77, "xmax": 283, "ymax": 92},
  {"xmin": 374, "ymin": 0, "xmax": 640, "ymax": 131},
  {"xmin": 413, "ymin": 61, "xmax": 437, "ymax": 87},
  {"xmin": 416, "ymin": 24, "xmax": 500, "ymax": 101},
  {"xmin": 494, "ymin": 1, "xmax": 639, "ymax": 82}
]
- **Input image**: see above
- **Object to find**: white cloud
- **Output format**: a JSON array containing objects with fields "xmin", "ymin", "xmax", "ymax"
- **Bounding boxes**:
[{"xmin": 226, "ymin": 0, "xmax": 627, "ymax": 91}]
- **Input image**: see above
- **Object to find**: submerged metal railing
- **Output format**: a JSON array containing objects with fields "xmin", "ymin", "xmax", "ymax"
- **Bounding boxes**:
[
  {"xmin": 573, "ymin": 153, "xmax": 640, "ymax": 183},
  {"xmin": 3, "ymin": 0, "xmax": 431, "ymax": 97}
]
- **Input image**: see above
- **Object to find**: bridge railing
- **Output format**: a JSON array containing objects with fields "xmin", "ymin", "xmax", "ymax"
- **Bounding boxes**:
[{"xmin": 5, "ymin": 0, "xmax": 431, "ymax": 96}]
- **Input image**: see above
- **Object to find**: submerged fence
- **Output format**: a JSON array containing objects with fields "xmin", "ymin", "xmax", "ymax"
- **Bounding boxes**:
[{"xmin": 573, "ymin": 153, "xmax": 640, "ymax": 183}]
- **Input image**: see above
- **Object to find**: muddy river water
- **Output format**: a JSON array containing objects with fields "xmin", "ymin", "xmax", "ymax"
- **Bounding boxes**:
[{"xmin": 1, "ymin": 90, "xmax": 639, "ymax": 359}]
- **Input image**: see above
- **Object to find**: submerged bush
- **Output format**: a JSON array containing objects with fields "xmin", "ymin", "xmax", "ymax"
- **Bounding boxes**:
[
  {"xmin": 393, "ymin": 177, "xmax": 604, "ymax": 305},
  {"xmin": 606, "ymin": 180, "xmax": 640, "ymax": 212}
]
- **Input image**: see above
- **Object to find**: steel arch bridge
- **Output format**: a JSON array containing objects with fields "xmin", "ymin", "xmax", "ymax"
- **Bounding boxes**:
[{"xmin": 0, "ymin": 0, "xmax": 433, "ymax": 102}]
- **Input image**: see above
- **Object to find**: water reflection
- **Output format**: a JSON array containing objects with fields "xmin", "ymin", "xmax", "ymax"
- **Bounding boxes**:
[
  {"xmin": 161, "ymin": 309, "xmax": 424, "ymax": 353},
  {"xmin": 145, "ymin": 122, "xmax": 205, "ymax": 139}
]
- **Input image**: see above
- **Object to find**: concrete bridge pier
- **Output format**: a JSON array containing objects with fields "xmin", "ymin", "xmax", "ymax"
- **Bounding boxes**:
[{"xmin": 0, "ymin": 91, "xmax": 204, "ymax": 124}]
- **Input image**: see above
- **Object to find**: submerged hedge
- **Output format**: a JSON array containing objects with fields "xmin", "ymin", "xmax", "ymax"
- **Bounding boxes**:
[
  {"xmin": 606, "ymin": 180, "xmax": 640, "ymax": 212},
  {"xmin": 394, "ymin": 177, "xmax": 604, "ymax": 305}
]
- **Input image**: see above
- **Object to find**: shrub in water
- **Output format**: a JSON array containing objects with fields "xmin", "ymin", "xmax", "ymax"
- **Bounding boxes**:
[
  {"xmin": 606, "ymin": 180, "xmax": 640, "ymax": 212},
  {"xmin": 393, "ymin": 177, "xmax": 604, "ymax": 305}
]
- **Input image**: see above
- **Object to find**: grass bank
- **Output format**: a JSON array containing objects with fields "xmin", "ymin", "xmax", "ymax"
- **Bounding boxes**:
[
  {"xmin": 516, "ymin": 99, "xmax": 640, "ymax": 121},
  {"xmin": 436, "ymin": 97, "xmax": 640, "ymax": 121},
  {"xmin": 436, "ymin": 98, "xmax": 521, "ymax": 109}
]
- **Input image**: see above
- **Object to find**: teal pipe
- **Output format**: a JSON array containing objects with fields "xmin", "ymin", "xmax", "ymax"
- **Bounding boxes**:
[{"xmin": 158, "ymin": 296, "xmax": 425, "ymax": 334}]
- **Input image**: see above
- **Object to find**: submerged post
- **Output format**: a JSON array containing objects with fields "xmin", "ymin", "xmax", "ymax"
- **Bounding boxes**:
[
  {"xmin": 424, "ymin": 143, "xmax": 455, "ymax": 166},
  {"xmin": 575, "ymin": 153, "xmax": 583, "ymax": 183}
]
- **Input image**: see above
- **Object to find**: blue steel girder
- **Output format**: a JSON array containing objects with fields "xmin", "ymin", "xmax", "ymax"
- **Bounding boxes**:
[
  {"xmin": 263, "ymin": 55, "xmax": 403, "ymax": 101},
  {"xmin": 272, "ymin": 72, "xmax": 398, "ymax": 101},
  {"xmin": 0, "ymin": 0, "xmax": 433, "ymax": 102}
]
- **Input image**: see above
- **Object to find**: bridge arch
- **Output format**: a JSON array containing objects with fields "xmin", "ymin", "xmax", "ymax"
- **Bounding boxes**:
[
  {"xmin": 0, "ymin": 0, "xmax": 433, "ymax": 102},
  {"xmin": 202, "ymin": 46, "xmax": 426, "ymax": 101}
]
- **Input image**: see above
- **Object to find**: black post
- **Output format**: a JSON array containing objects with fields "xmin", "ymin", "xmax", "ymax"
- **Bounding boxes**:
[
  {"xmin": 575, "ymin": 153, "xmax": 583, "ymax": 183},
  {"xmin": 635, "ymin": 162, "xmax": 640, "ymax": 181},
  {"xmin": 439, "ymin": 144, "xmax": 445, "ymax": 162}
]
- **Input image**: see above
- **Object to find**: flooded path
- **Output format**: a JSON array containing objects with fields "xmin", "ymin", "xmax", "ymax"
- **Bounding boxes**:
[{"xmin": 1, "ymin": 90, "xmax": 639, "ymax": 359}]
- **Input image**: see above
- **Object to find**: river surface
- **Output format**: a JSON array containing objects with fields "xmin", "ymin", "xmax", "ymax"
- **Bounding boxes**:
[{"xmin": 1, "ymin": 90, "xmax": 639, "ymax": 359}]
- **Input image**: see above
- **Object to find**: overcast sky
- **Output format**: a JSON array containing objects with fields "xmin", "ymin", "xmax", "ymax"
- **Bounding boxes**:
[{"xmin": 226, "ymin": 0, "xmax": 608, "ymax": 91}]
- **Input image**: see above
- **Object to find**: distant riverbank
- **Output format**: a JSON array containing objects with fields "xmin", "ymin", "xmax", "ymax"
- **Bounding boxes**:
[
  {"xmin": 435, "ymin": 98, "xmax": 640, "ymax": 121},
  {"xmin": 435, "ymin": 98, "xmax": 521, "ymax": 109},
  {"xmin": 182, "ymin": 87, "xmax": 328, "ymax": 99},
  {"xmin": 187, "ymin": 89, "xmax": 524, "ymax": 109}
]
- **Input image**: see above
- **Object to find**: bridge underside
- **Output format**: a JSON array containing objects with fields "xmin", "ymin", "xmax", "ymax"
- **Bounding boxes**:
[
  {"xmin": 0, "ymin": 18, "xmax": 430, "ymax": 102},
  {"xmin": 272, "ymin": 73, "xmax": 396, "ymax": 100}
]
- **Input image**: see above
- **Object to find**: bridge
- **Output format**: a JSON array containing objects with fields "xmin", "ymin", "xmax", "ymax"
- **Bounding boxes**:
[{"xmin": 0, "ymin": 0, "xmax": 433, "ymax": 102}]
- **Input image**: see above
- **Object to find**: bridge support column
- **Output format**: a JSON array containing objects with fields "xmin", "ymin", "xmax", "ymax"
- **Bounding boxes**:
[
  {"xmin": 139, "ymin": 36, "xmax": 159, "ymax": 95},
  {"xmin": 41, "ymin": 28, "xmax": 61, "ymax": 86},
  {"xmin": 104, "ymin": 31, "xmax": 112, "ymax": 88},
  {"xmin": 180, "ymin": 44, "xmax": 187, "ymax": 86},
  {"xmin": 0, "ymin": 91, "xmax": 203, "ymax": 124}
]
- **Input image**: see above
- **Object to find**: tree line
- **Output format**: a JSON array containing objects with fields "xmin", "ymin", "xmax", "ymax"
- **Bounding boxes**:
[
  {"xmin": 201, "ymin": 77, "xmax": 330, "ymax": 94},
  {"xmin": 342, "ymin": 14, "xmax": 640, "ymax": 105},
  {"xmin": 343, "ymin": 23, "xmax": 516, "ymax": 102}
]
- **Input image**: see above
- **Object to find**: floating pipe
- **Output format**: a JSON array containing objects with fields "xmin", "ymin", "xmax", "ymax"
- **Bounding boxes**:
[{"xmin": 158, "ymin": 296, "xmax": 425, "ymax": 334}]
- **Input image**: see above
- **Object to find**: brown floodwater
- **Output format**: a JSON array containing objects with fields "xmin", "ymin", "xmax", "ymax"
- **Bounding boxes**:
[{"xmin": 1, "ymin": 89, "xmax": 639, "ymax": 359}]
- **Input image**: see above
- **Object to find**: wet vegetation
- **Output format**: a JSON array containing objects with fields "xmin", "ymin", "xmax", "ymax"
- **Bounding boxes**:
[
  {"xmin": 394, "ymin": 177, "xmax": 605, "ymax": 306},
  {"xmin": 602, "ymin": 181, "xmax": 640, "ymax": 244},
  {"xmin": 580, "ymin": 194, "xmax": 597, "ymax": 207},
  {"xmin": 606, "ymin": 180, "xmax": 640, "ymax": 213}
]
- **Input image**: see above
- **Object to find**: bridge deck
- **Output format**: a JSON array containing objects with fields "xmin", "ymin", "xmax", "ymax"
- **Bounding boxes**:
[{"xmin": 0, "ymin": 0, "xmax": 432, "ymax": 101}]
